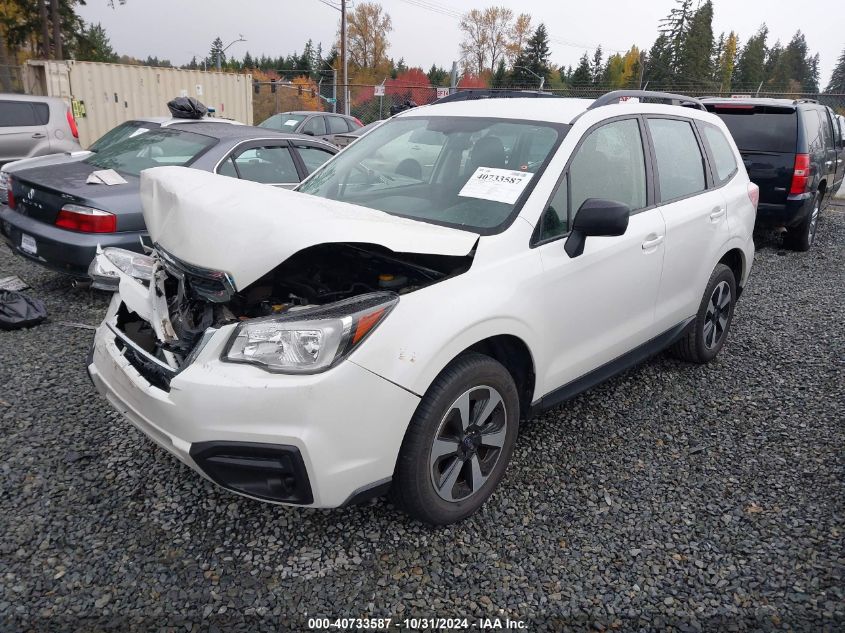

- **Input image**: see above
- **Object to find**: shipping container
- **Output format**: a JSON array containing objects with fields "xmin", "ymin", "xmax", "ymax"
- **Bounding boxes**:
[{"xmin": 23, "ymin": 60, "xmax": 253, "ymax": 147}]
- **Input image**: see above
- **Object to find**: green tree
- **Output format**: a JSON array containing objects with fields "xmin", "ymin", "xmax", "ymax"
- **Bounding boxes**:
[
  {"xmin": 591, "ymin": 45, "xmax": 603, "ymax": 85},
  {"xmin": 643, "ymin": 34, "xmax": 673, "ymax": 88},
  {"xmin": 676, "ymin": 0, "xmax": 713, "ymax": 89},
  {"xmin": 491, "ymin": 57, "xmax": 508, "ymax": 88},
  {"xmin": 208, "ymin": 36, "xmax": 225, "ymax": 69},
  {"xmin": 658, "ymin": 0, "xmax": 693, "ymax": 73},
  {"xmin": 826, "ymin": 47, "xmax": 845, "ymax": 93},
  {"xmin": 427, "ymin": 64, "xmax": 448, "ymax": 86},
  {"xmin": 717, "ymin": 32, "xmax": 739, "ymax": 93},
  {"xmin": 513, "ymin": 23, "xmax": 550, "ymax": 87},
  {"xmin": 570, "ymin": 52, "xmax": 592, "ymax": 86},
  {"xmin": 75, "ymin": 22, "xmax": 118, "ymax": 63},
  {"xmin": 733, "ymin": 24, "xmax": 768, "ymax": 90}
]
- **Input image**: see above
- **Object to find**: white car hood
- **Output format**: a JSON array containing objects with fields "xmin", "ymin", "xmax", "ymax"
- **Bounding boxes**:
[{"xmin": 140, "ymin": 167, "xmax": 479, "ymax": 290}]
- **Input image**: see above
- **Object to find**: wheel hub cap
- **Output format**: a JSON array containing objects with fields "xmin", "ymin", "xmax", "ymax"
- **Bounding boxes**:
[{"xmin": 703, "ymin": 280, "xmax": 732, "ymax": 350}]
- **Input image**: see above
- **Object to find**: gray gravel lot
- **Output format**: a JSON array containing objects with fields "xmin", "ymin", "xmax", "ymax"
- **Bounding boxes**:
[{"xmin": 1, "ymin": 205, "xmax": 843, "ymax": 632}]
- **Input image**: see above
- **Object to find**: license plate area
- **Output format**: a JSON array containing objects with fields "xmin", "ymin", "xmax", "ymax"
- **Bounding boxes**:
[{"xmin": 20, "ymin": 233, "xmax": 37, "ymax": 255}]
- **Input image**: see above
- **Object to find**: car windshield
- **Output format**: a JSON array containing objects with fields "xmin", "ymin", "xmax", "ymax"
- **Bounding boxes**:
[
  {"xmin": 89, "ymin": 120, "xmax": 160, "ymax": 152},
  {"xmin": 259, "ymin": 113, "xmax": 307, "ymax": 130},
  {"xmin": 297, "ymin": 116, "xmax": 564, "ymax": 232},
  {"xmin": 85, "ymin": 128, "xmax": 216, "ymax": 176}
]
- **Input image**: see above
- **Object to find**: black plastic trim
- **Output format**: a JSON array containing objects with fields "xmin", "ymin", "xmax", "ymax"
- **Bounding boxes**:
[
  {"xmin": 528, "ymin": 317, "xmax": 695, "ymax": 416},
  {"xmin": 340, "ymin": 477, "xmax": 393, "ymax": 507},
  {"xmin": 588, "ymin": 90, "xmax": 707, "ymax": 111}
]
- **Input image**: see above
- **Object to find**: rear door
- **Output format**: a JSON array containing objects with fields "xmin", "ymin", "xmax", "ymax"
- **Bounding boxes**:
[
  {"xmin": 835, "ymin": 116, "xmax": 845, "ymax": 195},
  {"xmin": 646, "ymin": 116, "xmax": 732, "ymax": 331},
  {"xmin": 216, "ymin": 141, "xmax": 301, "ymax": 188},
  {"xmin": 706, "ymin": 103, "xmax": 796, "ymax": 206},
  {"xmin": 0, "ymin": 100, "xmax": 49, "ymax": 163},
  {"xmin": 818, "ymin": 107, "xmax": 840, "ymax": 205},
  {"xmin": 289, "ymin": 142, "xmax": 336, "ymax": 176}
]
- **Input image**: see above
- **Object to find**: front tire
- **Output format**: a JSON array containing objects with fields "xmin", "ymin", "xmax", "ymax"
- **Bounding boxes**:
[
  {"xmin": 784, "ymin": 191, "xmax": 820, "ymax": 251},
  {"xmin": 669, "ymin": 263, "xmax": 737, "ymax": 364},
  {"xmin": 390, "ymin": 353, "xmax": 519, "ymax": 525}
]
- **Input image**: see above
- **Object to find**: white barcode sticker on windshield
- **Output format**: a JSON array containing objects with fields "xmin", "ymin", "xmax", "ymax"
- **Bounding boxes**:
[{"xmin": 458, "ymin": 167, "xmax": 533, "ymax": 205}]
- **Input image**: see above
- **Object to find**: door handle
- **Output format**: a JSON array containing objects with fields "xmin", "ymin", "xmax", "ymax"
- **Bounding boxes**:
[
  {"xmin": 641, "ymin": 235, "xmax": 664, "ymax": 250},
  {"xmin": 31, "ymin": 133, "xmax": 46, "ymax": 139},
  {"xmin": 709, "ymin": 207, "xmax": 726, "ymax": 221}
]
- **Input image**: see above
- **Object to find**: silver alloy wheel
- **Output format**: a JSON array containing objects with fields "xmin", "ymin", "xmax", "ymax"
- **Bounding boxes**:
[
  {"xmin": 703, "ymin": 280, "xmax": 732, "ymax": 350},
  {"xmin": 429, "ymin": 385, "xmax": 508, "ymax": 502},
  {"xmin": 808, "ymin": 200, "xmax": 820, "ymax": 245}
]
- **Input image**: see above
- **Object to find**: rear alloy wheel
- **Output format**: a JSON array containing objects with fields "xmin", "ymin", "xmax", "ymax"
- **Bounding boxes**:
[
  {"xmin": 669, "ymin": 263, "xmax": 737, "ymax": 364},
  {"xmin": 391, "ymin": 353, "xmax": 519, "ymax": 525},
  {"xmin": 784, "ymin": 192, "xmax": 820, "ymax": 252}
]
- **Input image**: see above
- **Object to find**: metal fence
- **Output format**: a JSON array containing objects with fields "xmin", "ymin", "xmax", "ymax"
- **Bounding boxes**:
[{"xmin": 251, "ymin": 80, "xmax": 845, "ymax": 126}]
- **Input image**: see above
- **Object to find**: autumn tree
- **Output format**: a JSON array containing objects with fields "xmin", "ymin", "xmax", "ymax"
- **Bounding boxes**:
[
  {"xmin": 482, "ymin": 6, "xmax": 513, "ymax": 73},
  {"xmin": 506, "ymin": 12, "xmax": 531, "ymax": 64},
  {"xmin": 459, "ymin": 8, "xmax": 488, "ymax": 74},
  {"xmin": 347, "ymin": 2, "xmax": 392, "ymax": 70},
  {"xmin": 717, "ymin": 31, "xmax": 738, "ymax": 93}
]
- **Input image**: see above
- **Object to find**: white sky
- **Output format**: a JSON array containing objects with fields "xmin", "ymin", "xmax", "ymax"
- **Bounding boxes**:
[{"xmin": 77, "ymin": 0, "xmax": 843, "ymax": 88}]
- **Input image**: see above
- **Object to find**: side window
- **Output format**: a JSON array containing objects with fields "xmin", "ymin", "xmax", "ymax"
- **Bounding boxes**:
[
  {"xmin": 818, "ymin": 110, "xmax": 833, "ymax": 150},
  {"xmin": 648, "ymin": 118, "xmax": 706, "ymax": 201},
  {"xmin": 539, "ymin": 118, "xmax": 646, "ymax": 241},
  {"xmin": 700, "ymin": 123, "xmax": 738, "ymax": 184},
  {"xmin": 0, "ymin": 102, "xmax": 39, "ymax": 127},
  {"xmin": 294, "ymin": 145, "xmax": 335, "ymax": 174},
  {"xmin": 301, "ymin": 116, "xmax": 327, "ymax": 136},
  {"xmin": 232, "ymin": 145, "xmax": 299, "ymax": 184},
  {"xmin": 327, "ymin": 116, "xmax": 349, "ymax": 134},
  {"xmin": 217, "ymin": 156, "xmax": 238, "ymax": 178},
  {"xmin": 33, "ymin": 103, "xmax": 50, "ymax": 125}
]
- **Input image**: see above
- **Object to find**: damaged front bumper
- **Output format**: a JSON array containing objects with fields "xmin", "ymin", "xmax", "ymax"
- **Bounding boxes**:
[{"xmin": 87, "ymin": 263, "xmax": 420, "ymax": 508}]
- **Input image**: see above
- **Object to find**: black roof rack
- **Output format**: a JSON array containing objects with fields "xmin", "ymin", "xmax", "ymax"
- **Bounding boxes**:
[
  {"xmin": 434, "ymin": 89, "xmax": 560, "ymax": 103},
  {"xmin": 588, "ymin": 90, "xmax": 707, "ymax": 111}
]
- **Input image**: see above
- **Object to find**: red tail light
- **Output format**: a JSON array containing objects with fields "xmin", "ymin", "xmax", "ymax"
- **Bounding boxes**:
[
  {"xmin": 790, "ymin": 153, "xmax": 810, "ymax": 195},
  {"xmin": 353, "ymin": 117, "xmax": 363, "ymax": 127},
  {"xmin": 66, "ymin": 109, "xmax": 79, "ymax": 139},
  {"xmin": 747, "ymin": 182, "xmax": 759, "ymax": 209},
  {"xmin": 55, "ymin": 204, "xmax": 116, "ymax": 233},
  {"xmin": 6, "ymin": 176, "xmax": 14, "ymax": 209}
]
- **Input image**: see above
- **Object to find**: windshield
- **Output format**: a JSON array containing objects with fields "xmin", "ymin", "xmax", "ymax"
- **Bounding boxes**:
[
  {"xmin": 297, "ymin": 116, "xmax": 564, "ymax": 232},
  {"xmin": 259, "ymin": 113, "xmax": 307, "ymax": 130},
  {"xmin": 89, "ymin": 120, "xmax": 160, "ymax": 152},
  {"xmin": 85, "ymin": 128, "xmax": 216, "ymax": 176}
]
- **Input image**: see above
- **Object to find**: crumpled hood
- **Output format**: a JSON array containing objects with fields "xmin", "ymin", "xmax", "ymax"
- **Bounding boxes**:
[{"xmin": 140, "ymin": 166, "xmax": 479, "ymax": 290}]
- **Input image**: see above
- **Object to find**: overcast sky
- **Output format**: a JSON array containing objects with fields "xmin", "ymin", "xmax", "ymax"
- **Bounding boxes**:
[{"xmin": 78, "ymin": 0, "xmax": 843, "ymax": 88}]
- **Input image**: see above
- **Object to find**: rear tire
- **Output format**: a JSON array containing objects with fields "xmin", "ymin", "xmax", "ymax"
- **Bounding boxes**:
[
  {"xmin": 669, "ymin": 263, "xmax": 737, "ymax": 364},
  {"xmin": 784, "ymin": 191, "xmax": 820, "ymax": 252},
  {"xmin": 390, "ymin": 353, "xmax": 519, "ymax": 525}
]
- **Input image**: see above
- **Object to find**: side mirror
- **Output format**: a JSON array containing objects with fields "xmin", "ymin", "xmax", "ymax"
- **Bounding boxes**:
[{"xmin": 564, "ymin": 198, "xmax": 630, "ymax": 258}]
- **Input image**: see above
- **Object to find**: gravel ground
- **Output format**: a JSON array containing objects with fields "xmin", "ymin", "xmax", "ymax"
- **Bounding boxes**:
[{"xmin": 1, "ymin": 205, "xmax": 843, "ymax": 633}]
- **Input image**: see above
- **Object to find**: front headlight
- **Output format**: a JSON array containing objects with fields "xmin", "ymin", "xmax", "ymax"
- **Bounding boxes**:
[
  {"xmin": 88, "ymin": 246, "xmax": 155, "ymax": 290},
  {"xmin": 223, "ymin": 292, "xmax": 398, "ymax": 374}
]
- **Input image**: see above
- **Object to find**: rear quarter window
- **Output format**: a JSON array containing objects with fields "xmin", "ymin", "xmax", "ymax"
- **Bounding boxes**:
[
  {"xmin": 700, "ymin": 123, "xmax": 738, "ymax": 183},
  {"xmin": 708, "ymin": 106, "xmax": 797, "ymax": 153}
]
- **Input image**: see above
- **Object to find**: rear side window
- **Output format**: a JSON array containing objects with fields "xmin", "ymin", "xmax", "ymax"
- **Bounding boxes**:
[
  {"xmin": 33, "ymin": 103, "xmax": 49, "ymax": 125},
  {"xmin": 232, "ymin": 145, "xmax": 299, "ymax": 184},
  {"xmin": 817, "ymin": 110, "xmax": 834, "ymax": 150},
  {"xmin": 648, "ymin": 118, "xmax": 706, "ymax": 201},
  {"xmin": 700, "ymin": 123, "xmax": 738, "ymax": 183},
  {"xmin": 0, "ymin": 101, "xmax": 40, "ymax": 127},
  {"xmin": 301, "ymin": 116, "xmax": 327, "ymax": 136},
  {"xmin": 294, "ymin": 145, "xmax": 335, "ymax": 174},
  {"xmin": 709, "ymin": 106, "xmax": 797, "ymax": 153},
  {"xmin": 327, "ymin": 116, "xmax": 349, "ymax": 134}
]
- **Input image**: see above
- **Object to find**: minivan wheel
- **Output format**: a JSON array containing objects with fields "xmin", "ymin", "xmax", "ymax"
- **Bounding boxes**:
[
  {"xmin": 784, "ymin": 192, "xmax": 820, "ymax": 251},
  {"xmin": 669, "ymin": 263, "xmax": 736, "ymax": 364},
  {"xmin": 390, "ymin": 353, "xmax": 519, "ymax": 525}
]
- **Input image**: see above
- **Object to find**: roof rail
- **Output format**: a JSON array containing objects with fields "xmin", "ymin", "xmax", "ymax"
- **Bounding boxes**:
[
  {"xmin": 588, "ymin": 90, "xmax": 707, "ymax": 111},
  {"xmin": 793, "ymin": 98, "xmax": 818, "ymax": 104},
  {"xmin": 434, "ymin": 89, "xmax": 560, "ymax": 103}
]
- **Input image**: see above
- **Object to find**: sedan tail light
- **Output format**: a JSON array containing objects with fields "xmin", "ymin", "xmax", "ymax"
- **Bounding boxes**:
[
  {"xmin": 790, "ymin": 153, "xmax": 810, "ymax": 195},
  {"xmin": 353, "ymin": 117, "xmax": 364, "ymax": 127},
  {"xmin": 55, "ymin": 204, "xmax": 116, "ymax": 233},
  {"xmin": 66, "ymin": 109, "xmax": 79, "ymax": 139},
  {"xmin": 747, "ymin": 182, "xmax": 759, "ymax": 210},
  {"xmin": 5, "ymin": 176, "xmax": 14, "ymax": 209}
]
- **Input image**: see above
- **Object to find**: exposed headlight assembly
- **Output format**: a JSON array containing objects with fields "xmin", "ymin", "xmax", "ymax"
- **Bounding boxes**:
[
  {"xmin": 88, "ymin": 246, "xmax": 155, "ymax": 290},
  {"xmin": 223, "ymin": 292, "xmax": 398, "ymax": 374}
]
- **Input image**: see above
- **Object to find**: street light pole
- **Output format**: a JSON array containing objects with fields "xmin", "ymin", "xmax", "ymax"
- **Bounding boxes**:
[
  {"xmin": 341, "ymin": 0, "xmax": 349, "ymax": 115},
  {"xmin": 218, "ymin": 35, "xmax": 246, "ymax": 71}
]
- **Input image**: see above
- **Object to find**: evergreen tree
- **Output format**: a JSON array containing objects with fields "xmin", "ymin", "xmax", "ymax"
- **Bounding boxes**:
[
  {"xmin": 591, "ymin": 45, "xmax": 603, "ymax": 85},
  {"xmin": 733, "ymin": 24, "xmax": 767, "ymax": 90},
  {"xmin": 491, "ymin": 58, "xmax": 508, "ymax": 88},
  {"xmin": 75, "ymin": 23, "xmax": 117, "ymax": 63},
  {"xmin": 242, "ymin": 51, "xmax": 254, "ymax": 69},
  {"xmin": 711, "ymin": 32, "xmax": 725, "ymax": 82},
  {"xmin": 513, "ymin": 23, "xmax": 550, "ymax": 87},
  {"xmin": 643, "ymin": 34, "xmax": 673, "ymax": 88},
  {"xmin": 208, "ymin": 36, "xmax": 225, "ymax": 69},
  {"xmin": 658, "ymin": 0, "xmax": 693, "ymax": 73},
  {"xmin": 717, "ymin": 32, "xmax": 739, "ymax": 93},
  {"xmin": 676, "ymin": 0, "xmax": 713, "ymax": 89},
  {"xmin": 427, "ymin": 64, "xmax": 449, "ymax": 86},
  {"xmin": 826, "ymin": 47, "xmax": 845, "ymax": 93},
  {"xmin": 571, "ymin": 52, "xmax": 592, "ymax": 86}
]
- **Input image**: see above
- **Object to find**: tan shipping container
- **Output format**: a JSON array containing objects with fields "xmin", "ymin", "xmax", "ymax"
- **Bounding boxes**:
[{"xmin": 23, "ymin": 60, "xmax": 253, "ymax": 148}]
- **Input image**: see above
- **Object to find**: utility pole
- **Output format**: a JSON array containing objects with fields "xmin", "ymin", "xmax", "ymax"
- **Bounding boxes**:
[
  {"xmin": 50, "ymin": 0, "xmax": 62, "ymax": 59},
  {"xmin": 341, "ymin": 0, "xmax": 349, "ymax": 115},
  {"xmin": 39, "ymin": 0, "xmax": 50, "ymax": 58}
]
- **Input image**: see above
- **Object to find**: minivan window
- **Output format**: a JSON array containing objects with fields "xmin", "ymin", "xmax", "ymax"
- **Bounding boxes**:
[
  {"xmin": 648, "ymin": 118, "xmax": 706, "ymax": 201},
  {"xmin": 708, "ymin": 105, "xmax": 797, "ymax": 153},
  {"xmin": 700, "ymin": 123, "xmax": 738, "ymax": 183},
  {"xmin": 85, "ymin": 128, "xmax": 216, "ymax": 176},
  {"xmin": 298, "ymin": 116, "xmax": 564, "ymax": 233},
  {"xmin": 0, "ymin": 101, "xmax": 39, "ymax": 127}
]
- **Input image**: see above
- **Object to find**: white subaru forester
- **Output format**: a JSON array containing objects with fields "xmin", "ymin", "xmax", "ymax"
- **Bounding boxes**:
[{"xmin": 87, "ymin": 91, "xmax": 758, "ymax": 525}]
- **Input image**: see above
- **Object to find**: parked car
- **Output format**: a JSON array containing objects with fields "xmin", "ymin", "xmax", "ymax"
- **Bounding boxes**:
[
  {"xmin": 258, "ymin": 111, "xmax": 363, "ymax": 145},
  {"xmin": 333, "ymin": 120, "xmax": 382, "ymax": 149},
  {"xmin": 0, "ymin": 94, "xmax": 81, "ymax": 165},
  {"xmin": 1, "ymin": 122, "xmax": 336, "ymax": 277},
  {"xmin": 0, "ymin": 115, "xmax": 243, "ymax": 203},
  {"xmin": 86, "ymin": 90, "xmax": 757, "ymax": 524},
  {"xmin": 702, "ymin": 98, "xmax": 843, "ymax": 250}
]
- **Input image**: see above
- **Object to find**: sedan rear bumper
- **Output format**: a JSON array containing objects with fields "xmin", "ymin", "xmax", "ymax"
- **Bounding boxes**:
[{"xmin": 0, "ymin": 207, "xmax": 144, "ymax": 277}]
